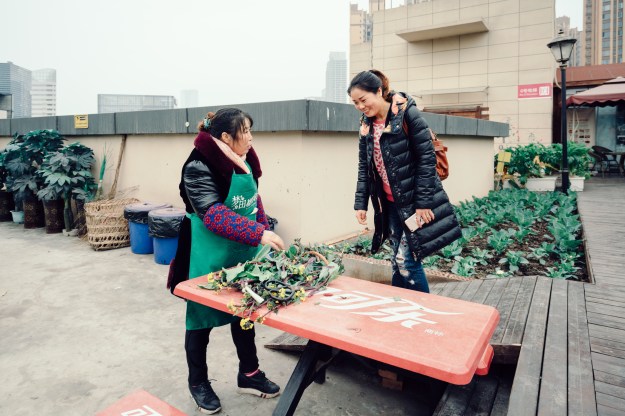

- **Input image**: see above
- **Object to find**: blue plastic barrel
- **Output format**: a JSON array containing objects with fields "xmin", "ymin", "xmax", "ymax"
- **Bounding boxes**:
[
  {"xmin": 148, "ymin": 207, "xmax": 185, "ymax": 265},
  {"xmin": 124, "ymin": 202, "xmax": 171, "ymax": 254}
]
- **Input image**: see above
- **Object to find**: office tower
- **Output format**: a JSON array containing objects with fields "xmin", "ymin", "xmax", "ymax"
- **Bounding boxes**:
[
  {"xmin": 0, "ymin": 61, "xmax": 32, "ymax": 118},
  {"xmin": 324, "ymin": 52, "xmax": 348, "ymax": 104},
  {"xmin": 556, "ymin": 16, "xmax": 583, "ymax": 67},
  {"xmin": 180, "ymin": 89, "xmax": 199, "ymax": 108},
  {"xmin": 31, "ymin": 68, "xmax": 57, "ymax": 117},
  {"xmin": 584, "ymin": 0, "xmax": 624, "ymax": 65},
  {"xmin": 97, "ymin": 94, "xmax": 177, "ymax": 113}
]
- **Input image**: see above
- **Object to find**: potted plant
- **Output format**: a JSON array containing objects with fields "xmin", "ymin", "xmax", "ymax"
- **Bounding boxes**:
[
  {"xmin": 37, "ymin": 142, "xmax": 97, "ymax": 234},
  {"xmin": 0, "ymin": 146, "xmax": 16, "ymax": 221},
  {"xmin": 5, "ymin": 130, "xmax": 65, "ymax": 228},
  {"xmin": 549, "ymin": 142, "xmax": 591, "ymax": 192},
  {"xmin": 506, "ymin": 143, "xmax": 558, "ymax": 191}
]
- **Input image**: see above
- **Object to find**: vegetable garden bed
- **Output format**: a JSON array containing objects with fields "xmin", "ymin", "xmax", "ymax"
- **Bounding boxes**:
[{"xmin": 325, "ymin": 189, "xmax": 588, "ymax": 282}]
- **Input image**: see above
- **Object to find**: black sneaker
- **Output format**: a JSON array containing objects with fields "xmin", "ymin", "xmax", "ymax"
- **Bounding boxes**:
[
  {"xmin": 237, "ymin": 370, "xmax": 281, "ymax": 398},
  {"xmin": 189, "ymin": 381, "xmax": 222, "ymax": 414}
]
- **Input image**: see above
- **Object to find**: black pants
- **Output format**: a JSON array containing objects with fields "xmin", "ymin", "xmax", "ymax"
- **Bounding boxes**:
[{"xmin": 185, "ymin": 318, "xmax": 259, "ymax": 386}]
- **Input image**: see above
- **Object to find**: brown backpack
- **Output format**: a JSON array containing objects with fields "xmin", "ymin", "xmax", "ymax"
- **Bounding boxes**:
[{"xmin": 403, "ymin": 120, "xmax": 449, "ymax": 180}]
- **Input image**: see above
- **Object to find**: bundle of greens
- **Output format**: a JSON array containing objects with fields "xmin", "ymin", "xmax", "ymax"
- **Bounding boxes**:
[{"xmin": 199, "ymin": 241, "xmax": 344, "ymax": 329}]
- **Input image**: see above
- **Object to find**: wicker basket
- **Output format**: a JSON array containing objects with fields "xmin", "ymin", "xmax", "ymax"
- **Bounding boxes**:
[{"xmin": 85, "ymin": 198, "xmax": 140, "ymax": 251}]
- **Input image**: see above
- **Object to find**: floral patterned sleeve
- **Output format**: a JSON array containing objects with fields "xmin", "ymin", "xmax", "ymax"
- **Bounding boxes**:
[
  {"xmin": 203, "ymin": 203, "xmax": 264, "ymax": 246},
  {"xmin": 256, "ymin": 194, "xmax": 270, "ymax": 229}
]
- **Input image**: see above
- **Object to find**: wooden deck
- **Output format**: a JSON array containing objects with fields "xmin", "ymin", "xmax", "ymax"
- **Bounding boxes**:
[
  {"xmin": 430, "ymin": 177, "xmax": 625, "ymax": 415},
  {"xmin": 578, "ymin": 177, "xmax": 625, "ymax": 416}
]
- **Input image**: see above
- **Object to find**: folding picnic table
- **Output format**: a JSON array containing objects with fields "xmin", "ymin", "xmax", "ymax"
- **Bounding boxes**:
[{"xmin": 175, "ymin": 275, "xmax": 500, "ymax": 416}]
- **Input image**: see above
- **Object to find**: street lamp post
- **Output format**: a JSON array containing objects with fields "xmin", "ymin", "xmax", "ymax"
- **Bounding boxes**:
[{"xmin": 547, "ymin": 29, "xmax": 577, "ymax": 194}]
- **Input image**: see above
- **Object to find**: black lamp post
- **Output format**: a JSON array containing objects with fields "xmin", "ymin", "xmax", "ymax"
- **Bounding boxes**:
[{"xmin": 547, "ymin": 29, "xmax": 577, "ymax": 194}]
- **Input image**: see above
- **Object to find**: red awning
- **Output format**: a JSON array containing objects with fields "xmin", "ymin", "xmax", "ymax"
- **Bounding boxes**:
[{"xmin": 566, "ymin": 76, "xmax": 625, "ymax": 107}]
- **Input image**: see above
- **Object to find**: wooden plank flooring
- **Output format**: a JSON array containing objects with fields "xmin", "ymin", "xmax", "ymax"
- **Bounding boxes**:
[{"xmin": 579, "ymin": 178, "xmax": 625, "ymax": 416}]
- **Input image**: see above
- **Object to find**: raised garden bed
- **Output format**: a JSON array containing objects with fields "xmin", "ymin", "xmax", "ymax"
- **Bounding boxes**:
[{"xmin": 324, "ymin": 189, "xmax": 588, "ymax": 282}]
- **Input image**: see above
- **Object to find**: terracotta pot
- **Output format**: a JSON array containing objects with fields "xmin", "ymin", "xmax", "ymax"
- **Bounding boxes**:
[
  {"xmin": 23, "ymin": 199, "xmax": 45, "ymax": 229},
  {"xmin": 0, "ymin": 190, "xmax": 15, "ymax": 221},
  {"xmin": 43, "ymin": 199, "xmax": 65, "ymax": 234}
]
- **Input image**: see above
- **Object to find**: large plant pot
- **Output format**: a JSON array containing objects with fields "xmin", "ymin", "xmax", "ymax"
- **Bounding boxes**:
[
  {"xmin": 74, "ymin": 199, "xmax": 87, "ymax": 236},
  {"xmin": 43, "ymin": 199, "xmax": 65, "ymax": 234},
  {"xmin": 0, "ymin": 190, "xmax": 15, "ymax": 221},
  {"xmin": 525, "ymin": 176, "xmax": 557, "ymax": 192},
  {"xmin": 10, "ymin": 210, "xmax": 24, "ymax": 224},
  {"xmin": 23, "ymin": 199, "xmax": 45, "ymax": 229},
  {"xmin": 570, "ymin": 177, "xmax": 585, "ymax": 192}
]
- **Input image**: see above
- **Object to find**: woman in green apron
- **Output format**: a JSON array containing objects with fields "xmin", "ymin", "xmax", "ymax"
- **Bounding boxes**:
[{"xmin": 173, "ymin": 108, "xmax": 285, "ymax": 414}]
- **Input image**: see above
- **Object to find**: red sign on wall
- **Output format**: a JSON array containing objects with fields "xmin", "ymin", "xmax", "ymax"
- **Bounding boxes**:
[{"xmin": 518, "ymin": 83, "xmax": 552, "ymax": 99}]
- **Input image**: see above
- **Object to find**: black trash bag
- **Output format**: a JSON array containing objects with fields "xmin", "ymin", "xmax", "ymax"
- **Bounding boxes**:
[
  {"xmin": 124, "ymin": 202, "xmax": 171, "ymax": 224},
  {"xmin": 148, "ymin": 207, "xmax": 186, "ymax": 238},
  {"xmin": 267, "ymin": 215, "xmax": 278, "ymax": 231}
]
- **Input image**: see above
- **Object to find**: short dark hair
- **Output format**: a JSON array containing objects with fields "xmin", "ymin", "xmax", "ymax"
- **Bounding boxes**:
[
  {"xmin": 347, "ymin": 69, "xmax": 392, "ymax": 101},
  {"xmin": 198, "ymin": 108, "xmax": 253, "ymax": 143}
]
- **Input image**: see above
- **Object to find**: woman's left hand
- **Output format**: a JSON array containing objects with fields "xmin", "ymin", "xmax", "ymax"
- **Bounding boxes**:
[{"xmin": 414, "ymin": 209, "xmax": 435, "ymax": 226}]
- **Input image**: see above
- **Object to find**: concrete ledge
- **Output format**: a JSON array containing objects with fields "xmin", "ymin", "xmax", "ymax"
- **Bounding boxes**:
[{"xmin": 1, "ymin": 99, "xmax": 507, "ymax": 138}]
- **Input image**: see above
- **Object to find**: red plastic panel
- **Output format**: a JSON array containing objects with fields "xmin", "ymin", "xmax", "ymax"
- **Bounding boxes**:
[
  {"xmin": 96, "ymin": 389, "xmax": 186, "ymax": 416},
  {"xmin": 175, "ymin": 275, "xmax": 500, "ymax": 385}
]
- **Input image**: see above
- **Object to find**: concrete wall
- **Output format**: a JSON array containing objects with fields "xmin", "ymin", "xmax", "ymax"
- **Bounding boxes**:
[{"xmin": 0, "ymin": 101, "xmax": 507, "ymax": 245}]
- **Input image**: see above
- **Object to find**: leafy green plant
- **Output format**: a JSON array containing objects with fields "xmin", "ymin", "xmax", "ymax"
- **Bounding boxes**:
[
  {"xmin": 550, "ymin": 142, "xmax": 592, "ymax": 179},
  {"xmin": 470, "ymin": 248, "xmax": 492, "ymax": 266},
  {"xmin": 198, "ymin": 242, "xmax": 343, "ymax": 328},
  {"xmin": 422, "ymin": 255, "xmax": 442, "ymax": 269},
  {"xmin": 36, "ymin": 142, "xmax": 97, "ymax": 231},
  {"xmin": 451, "ymin": 255, "xmax": 478, "ymax": 277},
  {"xmin": 3, "ymin": 130, "xmax": 65, "ymax": 209},
  {"xmin": 487, "ymin": 229, "xmax": 514, "ymax": 254},
  {"xmin": 440, "ymin": 240, "xmax": 463, "ymax": 259},
  {"xmin": 505, "ymin": 143, "xmax": 555, "ymax": 184},
  {"xmin": 528, "ymin": 242, "xmax": 556, "ymax": 265},
  {"xmin": 544, "ymin": 260, "xmax": 579, "ymax": 279},
  {"xmin": 499, "ymin": 250, "xmax": 529, "ymax": 274}
]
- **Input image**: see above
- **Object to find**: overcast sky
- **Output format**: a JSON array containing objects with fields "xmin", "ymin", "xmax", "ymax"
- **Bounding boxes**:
[{"xmin": 4, "ymin": 0, "xmax": 581, "ymax": 116}]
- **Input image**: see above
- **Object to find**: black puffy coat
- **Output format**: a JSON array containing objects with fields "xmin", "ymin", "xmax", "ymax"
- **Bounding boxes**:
[{"xmin": 353, "ymin": 92, "xmax": 461, "ymax": 259}]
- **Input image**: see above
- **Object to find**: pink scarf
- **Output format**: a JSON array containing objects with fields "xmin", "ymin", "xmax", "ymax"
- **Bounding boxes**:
[{"xmin": 211, "ymin": 137, "xmax": 250, "ymax": 174}]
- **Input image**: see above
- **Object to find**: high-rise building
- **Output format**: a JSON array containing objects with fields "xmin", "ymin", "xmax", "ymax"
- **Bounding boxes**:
[
  {"xmin": 583, "ymin": 0, "xmax": 624, "ymax": 65},
  {"xmin": 31, "ymin": 68, "xmax": 56, "ymax": 117},
  {"xmin": 324, "ymin": 52, "xmax": 348, "ymax": 104},
  {"xmin": 556, "ymin": 16, "xmax": 583, "ymax": 67},
  {"xmin": 97, "ymin": 94, "xmax": 177, "ymax": 113},
  {"xmin": 180, "ymin": 89, "xmax": 199, "ymax": 108},
  {"xmin": 351, "ymin": 0, "xmax": 556, "ymax": 146},
  {"xmin": 0, "ymin": 62, "xmax": 32, "ymax": 118}
]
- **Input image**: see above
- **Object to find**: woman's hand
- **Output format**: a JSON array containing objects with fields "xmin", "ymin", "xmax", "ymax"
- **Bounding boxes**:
[
  {"xmin": 414, "ymin": 209, "xmax": 435, "ymax": 226},
  {"xmin": 261, "ymin": 230, "xmax": 285, "ymax": 251},
  {"xmin": 355, "ymin": 210, "xmax": 368, "ymax": 225}
]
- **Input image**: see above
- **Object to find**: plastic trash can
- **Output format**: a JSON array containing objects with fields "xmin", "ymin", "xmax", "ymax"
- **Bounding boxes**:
[
  {"xmin": 124, "ymin": 202, "xmax": 171, "ymax": 254},
  {"xmin": 148, "ymin": 207, "xmax": 185, "ymax": 265}
]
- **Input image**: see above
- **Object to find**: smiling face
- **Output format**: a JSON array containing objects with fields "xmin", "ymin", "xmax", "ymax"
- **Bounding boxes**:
[
  {"xmin": 229, "ymin": 118, "xmax": 253, "ymax": 156},
  {"xmin": 350, "ymin": 87, "xmax": 387, "ymax": 120}
]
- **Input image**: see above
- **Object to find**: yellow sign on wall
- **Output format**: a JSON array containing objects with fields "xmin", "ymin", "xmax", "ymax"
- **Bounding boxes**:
[{"xmin": 74, "ymin": 114, "xmax": 88, "ymax": 129}]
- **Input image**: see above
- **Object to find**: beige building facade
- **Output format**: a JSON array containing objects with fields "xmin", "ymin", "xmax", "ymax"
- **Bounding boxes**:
[{"xmin": 351, "ymin": 0, "xmax": 557, "ymax": 147}]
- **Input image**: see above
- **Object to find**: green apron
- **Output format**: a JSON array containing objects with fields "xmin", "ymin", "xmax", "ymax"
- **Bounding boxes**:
[{"xmin": 186, "ymin": 166, "xmax": 261, "ymax": 330}]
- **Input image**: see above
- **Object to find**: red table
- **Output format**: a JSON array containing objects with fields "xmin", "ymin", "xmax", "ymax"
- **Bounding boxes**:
[{"xmin": 175, "ymin": 275, "xmax": 499, "ymax": 416}]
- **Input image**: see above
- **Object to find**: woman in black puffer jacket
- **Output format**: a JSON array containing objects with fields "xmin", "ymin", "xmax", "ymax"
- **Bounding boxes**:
[{"xmin": 349, "ymin": 70, "xmax": 461, "ymax": 293}]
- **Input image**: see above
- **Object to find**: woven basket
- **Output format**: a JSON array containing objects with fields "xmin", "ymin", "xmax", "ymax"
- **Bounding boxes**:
[{"xmin": 85, "ymin": 198, "xmax": 139, "ymax": 251}]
